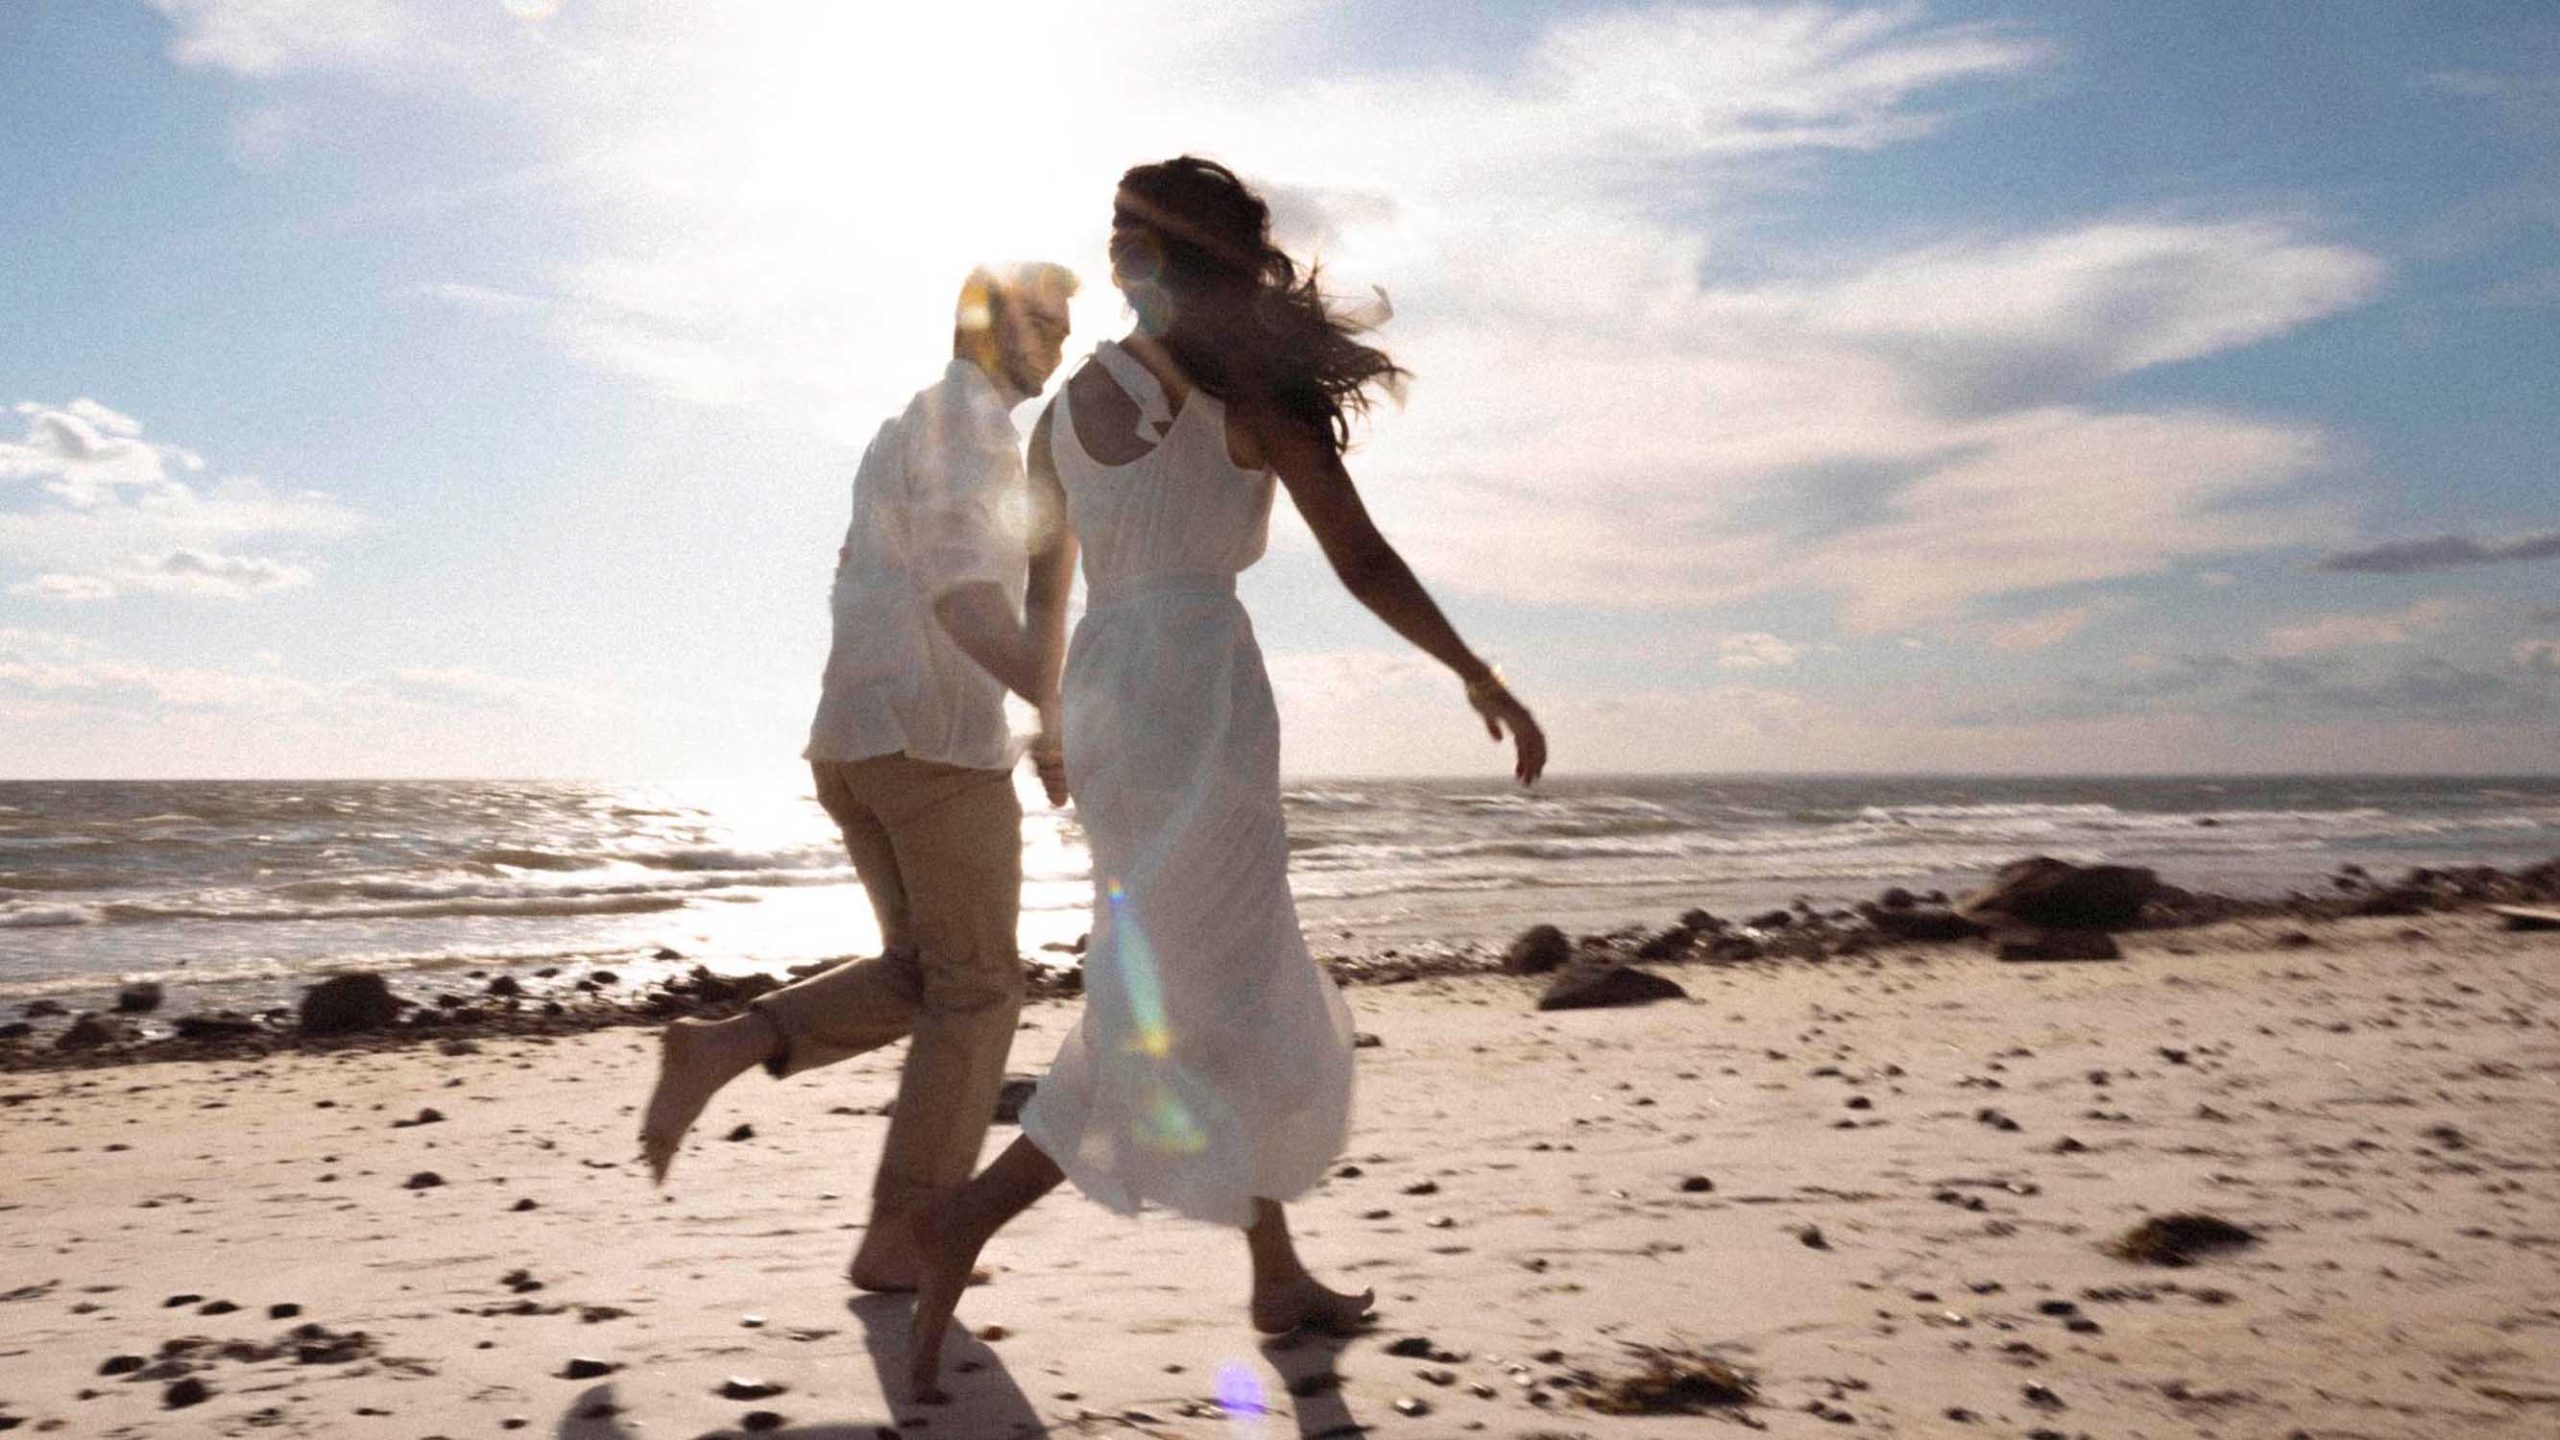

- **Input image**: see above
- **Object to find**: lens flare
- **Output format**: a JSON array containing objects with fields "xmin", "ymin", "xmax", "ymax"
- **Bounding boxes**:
[
  {"xmin": 1105, "ymin": 877, "xmax": 1208, "ymax": 1155},
  {"xmin": 1215, "ymin": 1361, "xmax": 1270, "ymax": 1434}
]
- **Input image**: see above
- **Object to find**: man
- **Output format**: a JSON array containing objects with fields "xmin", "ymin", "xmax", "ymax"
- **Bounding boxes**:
[{"xmin": 641, "ymin": 261, "xmax": 1078, "ymax": 1290}]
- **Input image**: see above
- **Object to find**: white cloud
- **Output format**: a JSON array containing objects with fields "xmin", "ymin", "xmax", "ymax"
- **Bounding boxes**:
[
  {"xmin": 1716, "ymin": 632, "xmax": 1806, "ymax": 669},
  {"xmin": 9, "ymin": 573, "xmax": 118, "ymax": 601},
  {"xmin": 2264, "ymin": 599, "xmax": 2458, "ymax": 657},
  {"xmin": 152, "ymin": 1, "xmax": 2382, "ymax": 642},
  {"xmin": 1, "ymin": 400, "xmax": 358, "ymax": 602},
  {"xmin": 1983, "ymin": 605, "xmax": 2091, "ymax": 653}
]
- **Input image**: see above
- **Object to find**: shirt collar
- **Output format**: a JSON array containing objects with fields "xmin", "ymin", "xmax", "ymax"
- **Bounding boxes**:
[{"xmin": 949, "ymin": 355, "xmax": 1029, "ymax": 408}]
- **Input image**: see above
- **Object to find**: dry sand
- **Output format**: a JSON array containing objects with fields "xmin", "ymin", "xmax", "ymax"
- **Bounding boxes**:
[{"xmin": 3, "ymin": 910, "xmax": 2557, "ymax": 1438}]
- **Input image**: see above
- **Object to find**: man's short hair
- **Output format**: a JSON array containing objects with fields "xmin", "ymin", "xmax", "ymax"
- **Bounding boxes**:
[{"xmin": 955, "ymin": 262, "xmax": 1079, "ymax": 340}]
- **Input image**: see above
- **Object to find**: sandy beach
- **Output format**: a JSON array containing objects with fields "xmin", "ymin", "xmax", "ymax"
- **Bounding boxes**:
[{"xmin": 4, "ymin": 904, "xmax": 2557, "ymax": 1439}]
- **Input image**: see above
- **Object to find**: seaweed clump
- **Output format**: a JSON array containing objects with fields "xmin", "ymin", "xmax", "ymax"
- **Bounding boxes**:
[
  {"xmin": 1574, "ymin": 1341, "xmax": 1758, "ymax": 1415},
  {"xmin": 2108, "ymin": 1212, "xmax": 2258, "ymax": 1266}
]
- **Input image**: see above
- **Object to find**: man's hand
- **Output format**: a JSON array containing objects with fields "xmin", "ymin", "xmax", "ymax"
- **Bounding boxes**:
[{"xmin": 1032, "ymin": 742, "xmax": 1069, "ymax": 807}]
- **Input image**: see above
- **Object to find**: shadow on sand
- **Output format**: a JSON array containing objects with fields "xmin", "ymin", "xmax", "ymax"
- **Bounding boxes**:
[{"xmin": 546, "ymin": 1293, "xmax": 1044, "ymax": 1439}]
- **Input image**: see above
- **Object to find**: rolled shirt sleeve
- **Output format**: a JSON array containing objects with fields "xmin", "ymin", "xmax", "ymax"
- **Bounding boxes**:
[{"xmin": 906, "ymin": 374, "xmax": 1028, "ymax": 599}]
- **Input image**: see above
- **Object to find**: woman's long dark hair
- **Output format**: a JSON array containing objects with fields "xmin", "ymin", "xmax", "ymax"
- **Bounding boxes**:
[{"xmin": 1114, "ymin": 156, "xmax": 1405, "ymax": 455}]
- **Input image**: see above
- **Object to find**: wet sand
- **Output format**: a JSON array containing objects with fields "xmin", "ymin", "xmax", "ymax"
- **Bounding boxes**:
[{"xmin": 3, "ymin": 909, "xmax": 2556, "ymax": 1437}]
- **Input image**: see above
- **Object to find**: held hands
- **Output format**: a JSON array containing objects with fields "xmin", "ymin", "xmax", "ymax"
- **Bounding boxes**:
[
  {"xmin": 1465, "ymin": 670, "xmax": 1547, "ymax": 786},
  {"xmin": 1031, "ymin": 699, "xmax": 1070, "ymax": 808}
]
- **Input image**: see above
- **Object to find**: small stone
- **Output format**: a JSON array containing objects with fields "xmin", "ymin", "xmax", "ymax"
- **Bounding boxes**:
[
  {"xmin": 100, "ymin": 1354, "xmax": 147, "ymax": 1376},
  {"xmin": 1799, "ymin": 1224, "xmax": 1830, "ymax": 1250},
  {"xmin": 268, "ymin": 1303, "xmax": 302, "ymax": 1319},
  {"xmin": 163, "ymin": 1377, "xmax": 211, "ymax": 1408},
  {"xmin": 719, "ymin": 1377, "xmax": 786, "ymax": 1400},
  {"xmin": 510, "ymin": 1198, "xmax": 538, "ymax": 1212},
  {"xmin": 560, "ymin": 1357, "xmax": 619, "ymax": 1380},
  {"xmin": 116, "ymin": 982, "xmax": 165, "ymax": 1014},
  {"xmin": 404, "ymin": 1171, "xmax": 444, "ymax": 1189},
  {"xmin": 197, "ymin": 1299, "xmax": 238, "ymax": 1315},
  {"xmin": 741, "ymin": 1413, "xmax": 785, "ymax": 1433},
  {"xmin": 725, "ymin": 1123, "xmax": 756, "ymax": 1142},
  {"xmin": 1385, "ymin": 1336, "xmax": 1437, "ymax": 1358},
  {"xmin": 1401, "ymin": 1180, "xmax": 1440, "ymax": 1196},
  {"xmin": 1679, "ymin": 1175, "xmax": 1714, "ymax": 1193},
  {"xmin": 1391, "ymin": 1395, "xmax": 1431, "ymax": 1417}
]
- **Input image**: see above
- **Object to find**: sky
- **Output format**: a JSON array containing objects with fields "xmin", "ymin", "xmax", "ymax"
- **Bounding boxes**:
[{"xmin": 2, "ymin": 0, "xmax": 2556, "ymax": 780}]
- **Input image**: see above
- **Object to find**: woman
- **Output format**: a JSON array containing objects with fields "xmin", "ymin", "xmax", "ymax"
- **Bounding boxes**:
[{"xmin": 908, "ymin": 156, "xmax": 1546, "ymax": 1400}]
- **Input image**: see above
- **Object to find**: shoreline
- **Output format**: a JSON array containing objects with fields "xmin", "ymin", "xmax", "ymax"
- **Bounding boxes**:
[{"xmin": 9, "ymin": 851, "xmax": 2555, "ymax": 1076}]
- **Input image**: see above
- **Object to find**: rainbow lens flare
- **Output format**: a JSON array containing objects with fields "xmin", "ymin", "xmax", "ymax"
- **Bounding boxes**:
[{"xmin": 1105, "ymin": 878, "xmax": 1207, "ymax": 1155}]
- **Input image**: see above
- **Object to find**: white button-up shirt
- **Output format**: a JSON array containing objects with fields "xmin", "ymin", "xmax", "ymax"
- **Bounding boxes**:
[{"xmin": 805, "ymin": 358, "xmax": 1030, "ymax": 770}]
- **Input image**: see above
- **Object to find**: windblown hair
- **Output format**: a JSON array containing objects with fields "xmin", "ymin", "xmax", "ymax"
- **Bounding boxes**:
[
  {"xmin": 953, "ymin": 261, "xmax": 1079, "ymax": 352},
  {"xmin": 1115, "ymin": 156, "xmax": 1404, "ymax": 454}
]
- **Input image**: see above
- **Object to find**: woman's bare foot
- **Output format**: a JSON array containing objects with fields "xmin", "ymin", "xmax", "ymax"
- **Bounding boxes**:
[
  {"xmin": 637, "ymin": 1012, "xmax": 775, "ymax": 1185},
  {"xmin": 904, "ymin": 1196, "xmax": 988, "ymax": 1403},
  {"xmin": 1250, "ymin": 1273, "xmax": 1376, "ymax": 1336}
]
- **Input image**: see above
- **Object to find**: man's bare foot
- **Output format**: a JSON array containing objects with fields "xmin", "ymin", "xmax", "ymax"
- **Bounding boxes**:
[
  {"xmin": 905, "ymin": 1196, "xmax": 987, "ymax": 1403},
  {"xmin": 1249, "ymin": 1273, "xmax": 1376, "ymax": 1336},
  {"xmin": 637, "ymin": 1013, "xmax": 772, "ymax": 1185}
]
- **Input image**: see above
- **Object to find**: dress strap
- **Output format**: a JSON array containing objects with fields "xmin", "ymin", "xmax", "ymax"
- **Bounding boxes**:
[{"xmin": 1091, "ymin": 340, "xmax": 1175, "ymax": 443}]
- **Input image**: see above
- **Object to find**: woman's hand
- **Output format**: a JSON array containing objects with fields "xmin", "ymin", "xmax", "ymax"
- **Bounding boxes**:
[
  {"xmin": 1031, "ymin": 699, "xmax": 1070, "ymax": 807},
  {"xmin": 1467, "ymin": 675, "xmax": 1547, "ymax": 786}
]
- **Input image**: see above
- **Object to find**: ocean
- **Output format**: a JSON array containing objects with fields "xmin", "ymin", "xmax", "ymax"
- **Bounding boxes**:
[{"xmin": 4, "ymin": 774, "xmax": 2557, "ymax": 1015}]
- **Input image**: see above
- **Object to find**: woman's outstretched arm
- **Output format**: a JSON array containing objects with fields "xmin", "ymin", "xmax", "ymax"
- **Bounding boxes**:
[{"xmin": 1250, "ymin": 406, "xmax": 1546, "ymax": 785}]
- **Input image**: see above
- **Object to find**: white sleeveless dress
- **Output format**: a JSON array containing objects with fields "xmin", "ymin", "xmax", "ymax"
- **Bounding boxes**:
[{"xmin": 1016, "ymin": 341, "xmax": 1357, "ymax": 1227}]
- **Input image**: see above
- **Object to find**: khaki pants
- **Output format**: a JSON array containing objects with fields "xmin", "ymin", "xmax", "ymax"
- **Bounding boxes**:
[{"xmin": 753, "ymin": 754, "xmax": 1024, "ymax": 1212}]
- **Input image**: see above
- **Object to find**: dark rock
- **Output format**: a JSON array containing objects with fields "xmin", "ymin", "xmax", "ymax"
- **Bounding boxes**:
[
  {"xmin": 1352, "ymin": 1031, "xmax": 1383, "ymax": 1049},
  {"xmin": 651, "ymin": 947, "xmax": 683, "ymax": 961},
  {"xmin": 1861, "ymin": 905, "xmax": 1984, "ymax": 942},
  {"xmin": 391, "ymin": 1107, "xmax": 445, "ymax": 1128},
  {"xmin": 1798, "ymin": 1224, "xmax": 1829, "ymax": 1250},
  {"xmin": 486, "ymin": 975, "xmax": 522, "ymax": 997},
  {"xmin": 587, "ymin": 970, "xmax": 619, "ymax": 986},
  {"xmin": 1634, "ymin": 927, "xmax": 1695, "ymax": 960},
  {"xmin": 116, "ymin": 982, "xmax": 165, "ymax": 1014},
  {"xmin": 1960, "ymin": 857, "xmax": 2162, "ymax": 931},
  {"xmin": 163, "ymin": 1376, "xmax": 211, "ymax": 1409},
  {"xmin": 174, "ymin": 1011, "xmax": 259, "ymax": 1040},
  {"xmin": 55, "ymin": 1012, "xmax": 132, "ymax": 1051},
  {"xmin": 298, "ymin": 973, "xmax": 401, "ymax": 1036},
  {"xmin": 403, "ymin": 1171, "xmax": 444, "ymax": 1190},
  {"xmin": 719, "ymin": 1377, "xmax": 787, "ymax": 1400},
  {"xmin": 1538, "ymin": 961, "xmax": 1688, "ymax": 1011},
  {"xmin": 268, "ymin": 1303, "xmax": 302, "ymax": 1319},
  {"xmin": 2352, "ymin": 886, "xmax": 2431, "ymax": 917},
  {"xmin": 1503, "ymin": 924, "xmax": 1571, "ymax": 975},
  {"xmin": 724, "ymin": 1123, "xmax": 755, "ymax": 1142},
  {"xmin": 0, "ymin": 1022, "xmax": 30, "ymax": 1042},
  {"xmin": 741, "ymin": 1412, "xmax": 785, "ymax": 1433},
  {"xmin": 992, "ymin": 1076, "xmax": 1038, "ymax": 1124},
  {"xmin": 1994, "ymin": 928, "xmax": 2122, "ymax": 963},
  {"xmin": 559, "ymin": 1357, "xmax": 619, "ymax": 1380},
  {"xmin": 23, "ymin": 999, "xmax": 66, "ymax": 1018},
  {"xmin": 2106, "ymin": 1212, "xmax": 2257, "ymax": 1266},
  {"xmin": 1678, "ymin": 908, "xmax": 1720, "ymax": 931},
  {"xmin": 1746, "ymin": 908, "xmax": 1794, "ymax": 930},
  {"xmin": 1875, "ymin": 886, "xmax": 1918, "ymax": 911},
  {"xmin": 100, "ymin": 1354, "xmax": 147, "ymax": 1376},
  {"xmin": 1679, "ymin": 1175, "xmax": 1714, "ymax": 1193}
]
